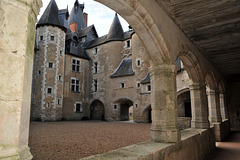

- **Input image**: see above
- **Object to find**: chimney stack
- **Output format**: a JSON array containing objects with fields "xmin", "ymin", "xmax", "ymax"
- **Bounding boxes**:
[{"xmin": 83, "ymin": 12, "xmax": 88, "ymax": 26}]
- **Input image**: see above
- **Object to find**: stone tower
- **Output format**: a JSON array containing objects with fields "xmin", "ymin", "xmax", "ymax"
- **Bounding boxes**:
[{"xmin": 31, "ymin": 0, "xmax": 67, "ymax": 121}]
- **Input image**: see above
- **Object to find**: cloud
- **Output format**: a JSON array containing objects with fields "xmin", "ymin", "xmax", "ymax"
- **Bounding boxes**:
[{"xmin": 38, "ymin": 0, "xmax": 129, "ymax": 36}]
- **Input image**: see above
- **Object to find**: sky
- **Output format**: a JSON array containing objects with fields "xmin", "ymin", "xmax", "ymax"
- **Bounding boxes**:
[{"xmin": 38, "ymin": 0, "xmax": 129, "ymax": 37}]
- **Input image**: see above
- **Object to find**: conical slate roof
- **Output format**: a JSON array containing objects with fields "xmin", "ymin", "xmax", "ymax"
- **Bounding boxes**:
[
  {"xmin": 37, "ymin": 0, "xmax": 66, "ymax": 31},
  {"xmin": 68, "ymin": 0, "xmax": 86, "ymax": 31},
  {"xmin": 106, "ymin": 13, "xmax": 124, "ymax": 41}
]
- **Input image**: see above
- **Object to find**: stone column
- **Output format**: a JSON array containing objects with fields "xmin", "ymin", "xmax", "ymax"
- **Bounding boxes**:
[
  {"xmin": 207, "ymin": 89, "xmax": 222, "ymax": 123},
  {"xmin": 150, "ymin": 64, "xmax": 180, "ymax": 143},
  {"xmin": 219, "ymin": 93, "xmax": 228, "ymax": 120},
  {"xmin": 189, "ymin": 83, "xmax": 210, "ymax": 129},
  {"xmin": 0, "ymin": 0, "xmax": 41, "ymax": 159}
]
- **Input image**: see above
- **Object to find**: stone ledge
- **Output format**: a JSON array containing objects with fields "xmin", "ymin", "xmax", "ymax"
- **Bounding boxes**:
[{"xmin": 81, "ymin": 128, "xmax": 215, "ymax": 160}]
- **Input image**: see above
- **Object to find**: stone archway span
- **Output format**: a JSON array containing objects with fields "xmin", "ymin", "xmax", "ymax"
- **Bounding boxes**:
[
  {"xmin": 177, "ymin": 88, "xmax": 190, "ymax": 97},
  {"xmin": 178, "ymin": 50, "xmax": 204, "ymax": 84},
  {"xmin": 205, "ymin": 71, "xmax": 218, "ymax": 90},
  {"xmin": 95, "ymin": 0, "xmax": 172, "ymax": 65},
  {"xmin": 113, "ymin": 97, "xmax": 134, "ymax": 104},
  {"xmin": 141, "ymin": 104, "xmax": 151, "ymax": 116}
]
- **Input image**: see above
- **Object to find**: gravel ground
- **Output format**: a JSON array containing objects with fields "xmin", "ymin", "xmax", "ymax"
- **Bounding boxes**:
[{"xmin": 29, "ymin": 121, "xmax": 151, "ymax": 160}]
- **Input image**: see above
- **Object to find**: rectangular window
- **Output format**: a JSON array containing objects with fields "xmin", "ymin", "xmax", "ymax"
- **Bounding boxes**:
[
  {"xmin": 137, "ymin": 60, "xmax": 141, "ymax": 67},
  {"xmin": 121, "ymin": 82, "xmax": 125, "ymax": 88},
  {"xmin": 46, "ymin": 102, "xmax": 50, "ymax": 108},
  {"xmin": 94, "ymin": 47, "xmax": 98, "ymax": 54},
  {"xmin": 94, "ymin": 62, "xmax": 98, "ymax": 73},
  {"xmin": 126, "ymin": 40, "xmax": 131, "ymax": 48},
  {"xmin": 50, "ymin": 36, "xmax": 55, "ymax": 41},
  {"xmin": 71, "ymin": 78, "xmax": 80, "ymax": 92},
  {"xmin": 93, "ymin": 80, "xmax": 98, "ymax": 92},
  {"xmin": 59, "ymin": 75, "xmax": 62, "ymax": 82},
  {"xmin": 135, "ymin": 104, "xmax": 138, "ymax": 109},
  {"xmin": 57, "ymin": 98, "xmax": 61, "ymax": 105},
  {"xmin": 38, "ymin": 70, "xmax": 41, "ymax": 75},
  {"xmin": 72, "ymin": 58, "xmax": 80, "ymax": 72},
  {"xmin": 147, "ymin": 85, "xmax": 151, "ymax": 92},
  {"xmin": 47, "ymin": 87, "xmax": 52, "ymax": 94},
  {"xmin": 60, "ymin": 50, "xmax": 63, "ymax": 56},
  {"xmin": 137, "ymin": 83, "xmax": 140, "ymax": 88},
  {"xmin": 48, "ymin": 62, "xmax": 53, "ymax": 68},
  {"xmin": 40, "ymin": 35, "xmax": 43, "ymax": 41},
  {"xmin": 114, "ymin": 105, "xmax": 118, "ymax": 110},
  {"xmin": 75, "ymin": 103, "xmax": 82, "ymax": 112}
]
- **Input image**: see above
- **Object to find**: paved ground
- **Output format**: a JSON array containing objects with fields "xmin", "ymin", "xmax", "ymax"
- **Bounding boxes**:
[
  {"xmin": 29, "ymin": 121, "xmax": 151, "ymax": 160},
  {"xmin": 205, "ymin": 131, "xmax": 240, "ymax": 160}
]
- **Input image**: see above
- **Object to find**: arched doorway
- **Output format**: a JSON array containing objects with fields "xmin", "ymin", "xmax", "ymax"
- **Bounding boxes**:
[
  {"xmin": 113, "ymin": 98, "xmax": 134, "ymax": 121},
  {"xmin": 90, "ymin": 100, "xmax": 105, "ymax": 120},
  {"xmin": 142, "ymin": 105, "xmax": 152, "ymax": 123}
]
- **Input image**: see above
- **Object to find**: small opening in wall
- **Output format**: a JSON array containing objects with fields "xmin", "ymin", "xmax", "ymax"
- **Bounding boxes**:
[
  {"xmin": 76, "ymin": 103, "xmax": 82, "ymax": 112},
  {"xmin": 58, "ymin": 99, "xmax": 61, "ymax": 105},
  {"xmin": 40, "ymin": 35, "xmax": 43, "ymax": 41},
  {"xmin": 47, "ymin": 88, "xmax": 52, "ymax": 94},
  {"xmin": 126, "ymin": 40, "xmax": 131, "ymax": 48},
  {"xmin": 147, "ymin": 85, "xmax": 151, "ymax": 92},
  {"xmin": 137, "ymin": 83, "xmax": 140, "ymax": 88},
  {"xmin": 121, "ymin": 83, "xmax": 125, "ymax": 88},
  {"xmin": 59, "ymin": 75, "xmax": 62, "ymax": 82},
  {"xmin": 50, "ymin": 36, "xmax": 55, "ymax": 41},
  {"xmin": 94, "ymin": 47, "xmax": 98, "ymax": 54},
  {"xmin": 60, "ymin": 50, "xmax": 63, "ymax": 56},
  {"xmin": 48, "ymin": 62, "xmax": 53, "ymax": 68},
  {"xmin": 94, "ymin": 80, "xmax": 98, "ymax": 92},
  {"xmin": 114, "ymin": 105, "xmax": 118, "ymax": 110},
  {"xmin": 135, "ymin": 104, "xmax": 138, "ymax": 108},
  {"xmin": 38, "ymin": 70, "xmax": 41, "ymax": 75},
  {"xmin": 94, "ymin": 62, "xmax": 98, "ymax": 73},
  {"xmin": 137, "ymin": 60, "xmax": 141, "ymax": 66},
  {"xmin": 46, "ymin": 102, "xmax": 50, "ymax": 108}
]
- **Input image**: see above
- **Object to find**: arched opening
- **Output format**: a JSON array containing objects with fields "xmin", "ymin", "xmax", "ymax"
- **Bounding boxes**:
[
  {"xmin": 142, "ymin": 104, "xmax": 152, "ymax": 123},
  {"xmin": 90, "ymin": 100, "xmax": 105, "ymax": 120},
  {"xmin": 113, "ymin": 98, "xmax": 134, "ymax": 121},
  {"xmin": 176, "ymin": 51, "xmax": 209, "ymax": 129}
]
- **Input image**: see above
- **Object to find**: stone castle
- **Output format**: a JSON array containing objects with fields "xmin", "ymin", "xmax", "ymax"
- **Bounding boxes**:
[{"xmin": 31, "ymin": 0, "xmax": 190, "ymax": 124}]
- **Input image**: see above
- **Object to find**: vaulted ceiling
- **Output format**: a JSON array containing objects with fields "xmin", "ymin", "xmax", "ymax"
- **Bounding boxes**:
[{"xmin": 156, "ymin": 0, "xmax": 240, "ymax": 82}]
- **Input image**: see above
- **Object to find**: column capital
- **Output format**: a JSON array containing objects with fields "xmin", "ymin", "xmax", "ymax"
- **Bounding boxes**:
[
  {"xmin": 207, "ymin": 89, "xmax": 220, "ymax": 95},
  {"xmin": 149, "ymin": 64, "xmax": 176, "ymax": 76}
]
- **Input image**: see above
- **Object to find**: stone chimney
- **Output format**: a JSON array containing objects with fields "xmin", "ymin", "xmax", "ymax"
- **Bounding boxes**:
[{"xmin": 83, "ymin": 12, "xmax": 88, "ymax": 26}]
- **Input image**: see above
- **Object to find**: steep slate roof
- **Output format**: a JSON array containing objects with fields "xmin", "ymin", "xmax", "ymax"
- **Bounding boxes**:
[
  {"xmin": 86, "ymin": 13, "xmax": 134, "ymax": 49},
  {"xmin": 110, "ymin": 58, "xmax": 135, "ymax": 78},
  {"xmin": 58, "ymin": 7, "xmax": 70, "ymax": 29},
  {"xmin": 66, "ymin": 44, "xmax": 90, "ymax": 60},
  {"xmin": 37, "ymin": 0, "xmax": 66, "ymax": 32},
  {"xmin": 106, "ymin": 13, "xmax": 124, "ymax": 41},
  {"xmin": 140, "ymin": 73, "xmax": 150, "ymax": 84},
  {"xmin": 68, "ymin": 0, "xmax": 86, "ymax": 31}
]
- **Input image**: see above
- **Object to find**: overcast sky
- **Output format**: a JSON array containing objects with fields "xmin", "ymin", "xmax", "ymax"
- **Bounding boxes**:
[{"xmin": 38, "ymin": 0, "xmax": 129, "ymax": 37}]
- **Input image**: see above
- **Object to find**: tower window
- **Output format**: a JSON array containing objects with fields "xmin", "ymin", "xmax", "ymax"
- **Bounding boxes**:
[
  {"xmin": 121, "ymin": 83, "xmax": 125, "ymax": 88},
  {"xmin": 72, "ymin": 58, "xmax": 81, "ymax": 72},
  {"xmin": 75, "ymin": 103, "xmax": 82, "ymax": 112},
  {"xmin": 114, "ymin": 105, "xmax": 118, "ymax": 110},
  {"xmin": 94, "ymin": 62, "xmax": 98, "ymax": 73},
  {"xmin": 93, "ymin": 80, "xmax": 98, "ymax": 92},
  {"xmin": 137, "ymin": 60, "xmax": 141, "ymax": 67},
  {"xmin": 71, "ymin": 78, "xmax": 80, "ymax": 93},
  {"xmin": 47, "ymin": 87, "xmax": 52, "ymax": 94},
  {"xmin": 50, "ymin": 36, "xmax": 55, "ymax": 41},
  {"xmin": 135, "ymin": 104, "xmax": 138, "ymax": 109},
  {"xmin": 60, "ymin": 50, "xmax": 63, "ymax": 56},
  {"xmin": 126, "ymin": 40, "xmax": 131, "ymax": 48},
  {"xmin": 59, "ymin": 75, "xmax": 62, "ymax": 82},
  {"xmin": 48, "ymin": 62, "xmax": 53, "ymax": 68},
  {"xmin": 93, "ymin": 47, "xmax": 98, "ymax": 54},
  {"xmin": 57, "ymin": 98, "xmax": 61, "ymax": 105},
  {"xmin": 137, "ymin": 83, "xmax": 140, "ymax": 88},
  {"xmin": 40, "ymin": 35, "xmax": 43, "ymax": 41},
  {"xmin": 38, "ymin": 70, "xmax": 41, "ymax": 75}
]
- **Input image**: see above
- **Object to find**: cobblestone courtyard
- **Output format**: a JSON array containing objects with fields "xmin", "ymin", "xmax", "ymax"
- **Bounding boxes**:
[{"xmin": 29, "ymin": 121, "xmax": 151, "ymax": 160}]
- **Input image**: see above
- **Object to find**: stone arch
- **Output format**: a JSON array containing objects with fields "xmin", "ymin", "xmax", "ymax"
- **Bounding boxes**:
[
  {"xmin": 178, "ymin": 50, "xmax": 204, "ymax": 84},
  {"xmin": 113, "ymin": 97, "xmax": 134, "ymax": 121},
  {"xmin": 141, "ymin": 104, "xmax": 152, "ymax": 123},
  {"xmin": 205, "ymin": 71, "xmax": 218, "ymax": 90},
  {"xmin": 90, "ymin": 99, "xmax": 105, "ymax": 120},
  {"xmin": 95, "ymin": 0, "xmax": 172, "ymax": 65}
]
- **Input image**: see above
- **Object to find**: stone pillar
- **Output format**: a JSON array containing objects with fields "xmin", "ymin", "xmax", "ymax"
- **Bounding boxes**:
[
  {"xmin": 189, "ymin": 83, "xmax": 210, "ymax": 129},
  {"xmin": 207, "ymin": 89, "xmax": 222, "ymax": 123},
  {"xmin": 0, "ymin": 0, "xmax": 41, "ymax": 159},
  {"xmin": 219, "ymin": 93, "xmax": 228, "ymax": 120},
  {"xmin": 150, "ymin": 64, "xmax": 180, "ymax": 143}
]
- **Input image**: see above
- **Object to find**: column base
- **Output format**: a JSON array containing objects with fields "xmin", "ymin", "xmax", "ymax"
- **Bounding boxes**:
[
  {"xmin": 0, "ymin": 146, "xmax": 32, "ymax": 160},
  {"xmin": 150, "ymin": 126, "xmax": 180, "ymax": 143},
  {"xmin": 191, "ymin": 120, "xmax": 210, "ymax": 129}
]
